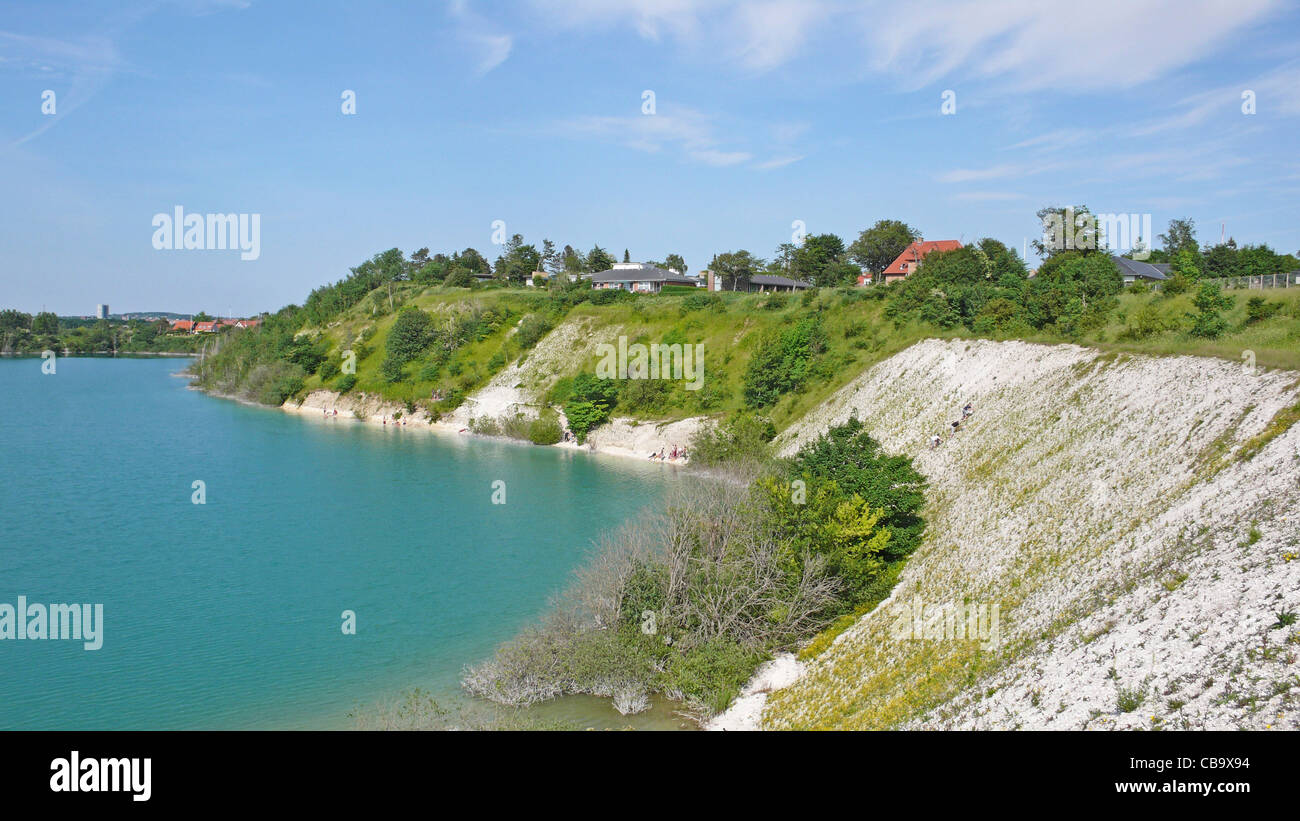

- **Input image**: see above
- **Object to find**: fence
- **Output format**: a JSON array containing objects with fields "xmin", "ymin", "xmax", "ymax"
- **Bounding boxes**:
[{"xmin": 1217, "ymin": 273, "xmax": 1300, "ymax": 290}]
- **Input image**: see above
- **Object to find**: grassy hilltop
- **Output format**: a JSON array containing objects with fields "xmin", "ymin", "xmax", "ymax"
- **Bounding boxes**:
[{"xmin": 194, "ymin": 271, "xmax": 1300, "ymax": 439}]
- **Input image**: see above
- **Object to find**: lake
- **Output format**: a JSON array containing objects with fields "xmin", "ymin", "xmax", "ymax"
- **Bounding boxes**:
[{"xmin": 0, "ymin": 356, "xmax": 688, "ymax": 729}]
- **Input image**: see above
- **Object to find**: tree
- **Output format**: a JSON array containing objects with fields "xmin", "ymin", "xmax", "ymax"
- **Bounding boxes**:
[
  {"xmin": 32, "ymin": 311, "xmax": 59, "ymax": 335},
  {"xmin": 0, "ymin": 310, "xmax": 31, "ymax": 330},
  {"xmin": 452, "ymin": 248, "xmax": 492, "ymax": 280},
  {"xmin": 1171, "ymin": 247, "xmax": 1202, "ymax": 281},
  {"xmin": 664, "ymin": 253, "xmax": 687, "ymax": 275},
  {"xmin": 497, "ymin": 236, "xmax": 541, "ymax": 284},
  {"xmin": 409, "ymin": 247, "xmax": 431, "ymax": 274},
  {"xmin": 541, "ymin": 239, "xmax": 561, "ymax": 276},
  {"xmin": 1032, "ymin": 205, "xmax": 1099, "ymax": 258},
  {"xmin": 786, "ymin": 415, "xmax": 927, "ymax": 563},
  {"xmin": 586, "ymin": 245, "xmax": 616, "ymax": 273},
  {"xmin": 1188, "ymin": 281, "xmax": 1234, "ymax": 339},
  {"xmin": 562, "ymin": 245, "xmax": 585, "ymax": 275},
  {"xmin": 711, "ymin": 250, "xmax": 761, "ymax": 291},
  {"xmin": 1021, "ymin": 251, "xmax": 1122, "ymax": 334},
  {"xmin": 1159, "ymin": 218, "xmax": 1198, "ymax": 258},
  {"xmin": 386, "ymin": 306, "xmax": 434, "ymax": 362},
  {"xmin": 770, "ymin": 242, "xmax": 797, "ymax": 274},
  {"xmin": 792, "ymin": 233, "xmax": 847, "ymax": 286},
  {"xmin": 742, "ymin": 315, "xmax": 825, "ymax": 407},
  {"xmin": 563, "ymin": 373, "xmax": 619, "ymax": 443},
  {"xmin": 623, "ymin": 249, "xmax": 631, "ymax": 263},
  {"xmin": 1201, "ymin": 241, "xmax": 1237, "ymax": 278},
  {"xmin": 848, "ymin": 220, "xmax": 920, "ymax": 283}
]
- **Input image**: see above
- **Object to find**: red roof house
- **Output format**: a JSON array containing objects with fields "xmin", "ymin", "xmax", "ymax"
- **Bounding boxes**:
[
  {"xmin": 171, "ymin": 319, "xmax": 194, "ymax": 333},
  {"xmin": 878, "ymin": 239, "xmax": 963, "ymax": 285},
  {"xmin": 194, "ymin": 321, "xmax": 218, "ymax": 333}
]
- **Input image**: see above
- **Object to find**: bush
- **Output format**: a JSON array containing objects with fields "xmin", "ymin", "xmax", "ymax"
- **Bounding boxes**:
[
  {"xmin": 527, "ymin": 412, "xmax": 563, "ymax": 445},
  {"xmin": 1188, "ymin": 282, "xmax": 1234, "ymax": 339},
  {"xmin": 386, "ymin": 306, "xmax": 434, "ymax": 363},
  {"xmin": 334, "ymin": 373, "xmax": 358, "ymax": 393},
  {"xmin": 681, "ymin": 292, "xmax": 724, "ymax": 314},
  {"xmin": 688, "ymin": 413, "xmax": 775, "ymax": 467},
  {"xmin": 589, "ymin": 288, "xmax": 633, "ymax": 305},
  {"xmin": 667, "ymin": 639, "xmax": 766, "ymax": 715},
  {"xmin": 620, "ymin": 376, "xmax": 671, "ymax": 412},
  {"xmin": 317, "ymin": 352, "xmax": 341, "ymax": 381},
  {"xmin": 380, "ymin": 353, "xmax": 407, "ymax": 383},
  {"xmin": 515, "ymin": 313, "xmax": 554, "ymax": 349},
  {"xmin": 245, "ymin": 361, "xmax": 306, "ymax": 406},
  {"xmin": 563, "ymin": 373, "xmax": 619, "ymax": 442},
  {"xmin": 1245, "ymin": 296, "xmax": 1282, "ymax": 325},
  {"xmin": 787, "ymin": 415, "xmax": 927, "ymax": 563},
  {"xmin": 742, "ymin": 314, "xmax": 826, "ymax": 407},
  {"xmin": 286, "ymin": 336, "xmax": 328, "ymax": 375},
  {"xmin": 463, "ymin": 419, "xmax": 927, "ymax": 720}
]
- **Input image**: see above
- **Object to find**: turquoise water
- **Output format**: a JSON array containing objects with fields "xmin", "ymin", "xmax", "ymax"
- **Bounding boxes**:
[{"xmin": 0, "ymin": 357, "xmax": 680, "ymax": 729}]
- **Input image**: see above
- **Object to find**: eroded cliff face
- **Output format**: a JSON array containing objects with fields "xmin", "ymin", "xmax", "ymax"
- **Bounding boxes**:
[
  {"xmin": 284, "ymin": 314, "xmax": 707, "ymax": 460},
  {"xmin": 763, "ymin": 338, "xmax": 1300, "ymax": 730}
]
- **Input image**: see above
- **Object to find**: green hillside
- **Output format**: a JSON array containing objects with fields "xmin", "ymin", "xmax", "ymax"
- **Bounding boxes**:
[{"xmin": 193, "ymin": 272, "xmax": 1300, "ymax": 437}]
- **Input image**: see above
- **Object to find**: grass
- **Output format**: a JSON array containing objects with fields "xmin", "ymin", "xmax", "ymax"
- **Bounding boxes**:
[
  {"xmin": 1236, "ymin": 402, "xmax": 1300, "ymax": 463},
  {"xmin": 230, "ymin": 281, "xmax": 1300, "ymax": 450}
]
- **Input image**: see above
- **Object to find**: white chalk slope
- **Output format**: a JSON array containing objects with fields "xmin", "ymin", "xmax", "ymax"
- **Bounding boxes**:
[{"xmin": 757, "ymin": 338, "xmax": 1300, "ymax": 730}]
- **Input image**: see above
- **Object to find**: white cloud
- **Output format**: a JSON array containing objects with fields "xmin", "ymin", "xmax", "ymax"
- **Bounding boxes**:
[
  {"xmin": 528, "ymin": 0, "xmax": 1282, "ymax": 89},
  {"xmin": 449, "ymin": 0, "xmax": 513, "ymax": 74},
  {"xmin": 470, "ymin": 33, "xmax": 513, "ymax": 74},
  {"xmin": 859, "ymin": 0, "xmax": 1282, "ymax": 91},
  {"xmin": 551, "ymin": 106, "xmax": 751, "ymax": 165},
  {"xmin": 690, "ymin": 148, "xmax": 753, "ymax": 166},
  {"xmin": 756, "ymin": 154, "xmax": 805, "ymax": 169},
  {"xmin": 1130, "ymin": 60, "xmax": 1300, "ymax": 136},
  {"xmin": 0, "ymin": 31, "xmax": 122, "ymax": 146},
  {"xmin": 727, "ymin": 1, "xmax": 824, "ymax": 71},
  {"xmin": 950, "ymin": 191, "xmax": 1027, "ymax": 201},
  {"xmin": 937, "ymin": 163, "xmax": 1032, "ymax": 183}
]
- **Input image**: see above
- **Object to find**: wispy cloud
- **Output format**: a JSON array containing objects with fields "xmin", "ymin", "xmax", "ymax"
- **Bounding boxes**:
[
  {"xmin": 756, "ymin": 154, "xmax": 805, "ymax": 170},
  {"xmin": 0, "ymin": 30, "xmax": 122, "ymax": 146},
  {"xmin": 449, "ymin": 0, "xmax": 514, "ymax": 74},
  {"xmin": 727, "ymin": 0, "xmax": 825, "ymax": 71},
  {"xmin": 528, "ymin": 0, "xmax": 1282, "ymax": 89},
  {"xmin": 950, "ymin": 191, "xmax": 1027, "ymax": 202},
  {"xmin": 1128, "ymin": 60, "xmax": 1300, "ymax": 136},
  {"xmin": 550, "ymin": 106, "xmax": 754, "ymax": 165},
  {"xmin": 937, "ymin": 162, "xmax": 1061, "ymax": 183}
]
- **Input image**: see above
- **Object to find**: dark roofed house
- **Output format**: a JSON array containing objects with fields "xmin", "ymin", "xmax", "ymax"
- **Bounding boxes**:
[
  {"xmin": 745, "ymin": 274, "xmax": 812, "ymax": 292},
  {"xmin": 590, "ymin": 262, "xmax": 698, "ymax": 293},
  {"xmin": 1112, "ymin": 255, "xmax": 1169, "ymax": 285},
  {"xmin": 704, "ymin": 270, "xmax": 811, "ymax": 292}
]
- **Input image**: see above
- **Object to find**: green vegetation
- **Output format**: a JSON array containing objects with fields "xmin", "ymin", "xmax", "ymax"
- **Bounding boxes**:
[
  {"xmin": 461, "ymin": 418, "xmax": 926, "ymax": 717},
  {"xmin": 0, "ymin": 310, "xmax": 201, "ymax": 355},
  {"xmin": 187, "ymin": 205, "xmax": 1300, "ymax": 448}
]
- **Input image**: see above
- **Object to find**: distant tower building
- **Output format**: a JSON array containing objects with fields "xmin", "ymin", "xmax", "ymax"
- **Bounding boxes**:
[{"xmin": 97, "ymin": 304, "xmax": 110, "ymax": 320}]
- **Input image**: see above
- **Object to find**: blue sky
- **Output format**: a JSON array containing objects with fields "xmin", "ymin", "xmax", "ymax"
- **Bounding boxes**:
[{"xmin": 3, "ymin": 0, "xmax": 1299, "ymax": 316}]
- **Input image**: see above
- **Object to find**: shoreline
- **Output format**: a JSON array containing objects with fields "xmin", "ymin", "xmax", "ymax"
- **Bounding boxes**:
[
  {"xmin": 277, "ymin": 388, "xmax": 699, "ymax": 469},
  {"xmin": 195, "ymin": 384, "xmax": 699, "ymax": 469},
  {"xmin": 0, "ymin": 351, "xmax": 196, "ymax": 358}
]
